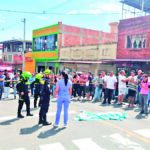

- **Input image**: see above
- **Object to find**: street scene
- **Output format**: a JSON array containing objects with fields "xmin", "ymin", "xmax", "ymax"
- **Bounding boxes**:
[
  {"xmin": 0, "ymin": 91, "xmax": 150, "ymax": 150},
  {"xmin": 1, "ymin": 0, "xmax": 150, "ymax": 150}
]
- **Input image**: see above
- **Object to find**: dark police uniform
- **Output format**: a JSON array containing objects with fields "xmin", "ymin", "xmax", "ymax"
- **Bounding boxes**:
[
  {"xmin": 17, "ymin": 77, "xmax": 33, "ymax": 118},
  {"xmin": 32, "ymin": 79, "xmax": 41, "ymax": 108},
  {"xmin": 39, "ymin": 77, "xmax": 51, "ymax": 125}
]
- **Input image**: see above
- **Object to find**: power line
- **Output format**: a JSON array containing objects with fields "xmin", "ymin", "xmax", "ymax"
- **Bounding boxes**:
[{"xmin": 0, "ymin": 8, "xmax": 121, "ymax": 15}]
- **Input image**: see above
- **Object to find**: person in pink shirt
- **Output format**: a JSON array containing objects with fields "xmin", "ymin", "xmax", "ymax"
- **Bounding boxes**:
[{"xmin": 139, "ymin": 74, "xmax": 150, "ymax": 116}]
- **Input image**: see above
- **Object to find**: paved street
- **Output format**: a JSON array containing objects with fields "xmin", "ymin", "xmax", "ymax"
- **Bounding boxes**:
[{"xmin": 0, "ymin": 91, "xmax": 150, "ymax": 150}]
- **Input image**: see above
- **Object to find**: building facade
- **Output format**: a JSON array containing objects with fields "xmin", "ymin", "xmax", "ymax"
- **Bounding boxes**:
[
  {"xmin": 31, "ymin": 22, "xmax": 118, "ymax": 73},
  {"xmin": 116, "ymin": 15, "xmax": 150, "ymax": 72},
  {"xmin": 0, "ymin": 40, "xmax": 32, "ymax": 73},
  {"xmin": 59, "ymin": 43, "xmax": 117, "ymax": 75}
]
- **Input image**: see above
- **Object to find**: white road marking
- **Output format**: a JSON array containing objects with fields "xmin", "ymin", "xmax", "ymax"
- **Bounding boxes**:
[
  {"xmin": 109, "ymin": 133, "xmax": 145, "ymax": 150},
  {"xmin": 134, "ymin": 129, "xmax": 150, "ymax": 139},
  {"xmin": 0, "ymin": 110, "xmax": 77, "ymax": 121},
  {"xmin": 73, "ymin": 138, "xmax": 106, "ymax": 150},
  {"xmin": 11, "ymin": 148, "xmax": 26, "ymax": 150},
  {"xmin": 40, "ymin": 143, "xmax": 66, "ymax": 150}
]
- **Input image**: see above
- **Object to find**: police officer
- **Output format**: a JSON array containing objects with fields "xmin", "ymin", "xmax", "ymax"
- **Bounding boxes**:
[
  {"xmin": 39, "ymin": 69, "xmax": 52, "ymax": 126},
  {"xmin": 17, "ymin": 72, "xmax": 33, "ymax": 118},
  {"xmin": 32, "ymin": 74, "xmax": 42, "ymax": 108}
]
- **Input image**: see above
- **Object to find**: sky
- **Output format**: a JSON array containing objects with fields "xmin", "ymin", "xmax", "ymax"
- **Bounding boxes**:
[{"xmin": 0, "ymin": 0, "xmax": 125, "ymax": 41}]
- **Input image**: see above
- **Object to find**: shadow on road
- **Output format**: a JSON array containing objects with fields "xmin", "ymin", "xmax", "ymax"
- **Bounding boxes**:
[
  {"xmin": 0, "ymin": 118, "xmax": 19, "ymax": 125},
  {"xmin": 37, "ymin": 127, "xmax": 65, "ymax": 139},
  {"xmin": 22, "ymin": 107, "xmax": 38, "ymax": 112},
  {"xmin": 20, "ymin": 124, "xmax": 42, "ymax": 135}
]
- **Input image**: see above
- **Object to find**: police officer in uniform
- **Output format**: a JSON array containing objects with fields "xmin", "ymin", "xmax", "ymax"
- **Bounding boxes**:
[
  {"xmin": 39, "ymin": 69, "xmax": 52, "ymax": 126},
  {"xmin": 17, "ymin": 72, "xmax": 33, "ymax": 118},
  {"xmin": 32, "ymin": 74, "xmax": 42, "ymax": 108}
]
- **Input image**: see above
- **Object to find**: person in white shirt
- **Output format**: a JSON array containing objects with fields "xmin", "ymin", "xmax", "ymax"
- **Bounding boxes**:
[
  {"xmin": 118, "ymin": 70, "xmax": 127, "ymax": 105},
  {"xmin": 103, "ymin": 71, "xmax": 117, "ymax": 104}
]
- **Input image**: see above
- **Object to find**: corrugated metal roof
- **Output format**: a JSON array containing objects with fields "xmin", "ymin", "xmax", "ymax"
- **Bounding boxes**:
[{"xmin": 121, "ymin": 0, "xmax": 150, "ymax": 13}]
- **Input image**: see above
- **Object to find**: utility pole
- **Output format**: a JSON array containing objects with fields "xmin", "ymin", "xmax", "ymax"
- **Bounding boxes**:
[{"xmin": 22, "ymin": 18, "xmax": 26, "ymax": 71}]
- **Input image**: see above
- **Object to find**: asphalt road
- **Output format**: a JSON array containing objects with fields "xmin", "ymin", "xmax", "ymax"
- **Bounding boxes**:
[{"xmin": 0, "ymin": 91, "xmax": 150, "ymax": 150}]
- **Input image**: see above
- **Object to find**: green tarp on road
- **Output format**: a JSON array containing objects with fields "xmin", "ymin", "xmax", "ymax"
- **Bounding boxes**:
[{"xmin": 74, "ymin": 111, "xmax": 128, "ymax": 121}]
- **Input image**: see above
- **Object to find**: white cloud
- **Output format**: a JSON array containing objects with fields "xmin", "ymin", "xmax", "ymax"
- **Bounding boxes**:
[
  {"xmin": 68, "ymin": 9, "xmax": 102, "ymax": 15},
  {"xmin": 89, "ymin": 3, "xmax": 122, "ymax": 13}
]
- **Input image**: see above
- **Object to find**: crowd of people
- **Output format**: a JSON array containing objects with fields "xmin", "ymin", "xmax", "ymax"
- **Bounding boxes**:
[{"xmin": 0, "ymin": 68, "xmax": 150, "ymax": 127}]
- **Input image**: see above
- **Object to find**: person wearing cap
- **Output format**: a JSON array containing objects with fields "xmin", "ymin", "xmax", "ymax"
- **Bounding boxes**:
[
  {"xmin": 17, "ymin": 72, "xmax": 33, "ymax": 118},
  {"xmin": 31, "ymin": 73, "xmax": 42, "ymax": 108},
  {"xmin": 0, "ymin": 70, "xmax": 5, "ymax": 100},
  {"xmin": 127, "ymin": 71, "xmax": 137, "ymax": 108},
  {"xmin": 38, "ymin": 69, "xmax": 52, "ymax": 126}
]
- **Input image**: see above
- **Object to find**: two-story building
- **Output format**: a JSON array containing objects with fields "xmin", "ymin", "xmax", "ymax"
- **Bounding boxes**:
[
  {"xmin": 116, "ymin": 15, "xmax": 150, "ymax": 72},
  {"xmin": 27, "ymin": 21, "xmax": 118, "ymax": 73}
]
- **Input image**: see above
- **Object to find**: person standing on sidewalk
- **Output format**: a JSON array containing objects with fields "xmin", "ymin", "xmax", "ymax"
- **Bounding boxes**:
[
  {"xmin": 92, "ymin": 73, "xmax": 104, "ymax": 102},
  {"xmin": 102, "ymin": 71, "xmax": 117, "ymax": 104},
  {"xmin": 12, "ymin": 73, "xmax": 19, "ymax": 99},
  {"xmin": 118, "ymin": 70, "xmax": 127, "ymax": 105},
  {"xmin": 39, "ymin": 69, "xmax": 52, "ymax": 126},
  {"xmin": 0, "ymin": 70, "xmax": 5, "ymax": 100},
  {"xmin": 54, "ymin": 72, "xmax": 72, "ymax": 128},
  {"xmin": 127, "ymin": 71, "xmax": 137, "ymax": 108},
  {"xmin": 4, "ymin": 73, "xmax": 11, "ymax": 99},
  {"xmin": 32, "ymin": 73, "xmax": 42, "ymax": 108},
  {"xmin": 17, "ymin": 72, "xmax": 33, "ymax": 118},
  {"xmin": 139, "ymin": 74, "xmax": 150, "ymax": 116}
]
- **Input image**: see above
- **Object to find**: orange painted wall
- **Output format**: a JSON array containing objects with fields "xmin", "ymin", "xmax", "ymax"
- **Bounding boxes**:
[
  {"xmin": 25, "ymin": 52, "xmax": 35, "ymax": 73},
  {"xmin": 33, "ymin": 25, "xmax": 58, "ymax": 37}
]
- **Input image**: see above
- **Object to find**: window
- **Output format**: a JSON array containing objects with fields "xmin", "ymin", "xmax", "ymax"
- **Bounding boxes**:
[
  {"xmin": 3, "ymin": 54, "xmax": 13, "ymax": 62},
  {"xmin": 126, "ymin": 34, "xmax": 146, "ymax": 49},
  {"xmin": 33, "ymin": 34, "xmax": 57, "ymax": 51}
]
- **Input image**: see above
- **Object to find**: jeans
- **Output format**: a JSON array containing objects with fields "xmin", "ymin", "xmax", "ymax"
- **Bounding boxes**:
[
  {"xmin": 135, "ymin": 90, "xmax": 140, "ymax": 104},
  {"xmin": 0, "ymin": 86, "xmax": 4, "ymax": 100},
  {"xmin": 4, "ymin": 87, "xmax": 10, "ymax": 98},
  {"xmin": 140, "ymin": 94, "xmax": 148, "ymax": 114},
  {"xmin": 104, "ymin": 88, "xmax": 114, "ymax": 103},
  {"xmin": 52, "ymin": 84, "xmax": 56, "ymax": 96},
  {"xmin": 93, "ymin": 86, "xmax": 102, "ymax": 101},
  {"xmin": 55, "ymin": 99, "xmax": 70, "ymax": 125}
]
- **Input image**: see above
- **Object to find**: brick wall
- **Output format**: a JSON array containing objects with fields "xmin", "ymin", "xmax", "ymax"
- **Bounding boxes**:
[
  {"xmin": 59, "ymin": 22, "xmax": 118, "ymax": 47},
  {"xmin": 117, "ymin": 15, "xmax": 150, "ymax": 59}
]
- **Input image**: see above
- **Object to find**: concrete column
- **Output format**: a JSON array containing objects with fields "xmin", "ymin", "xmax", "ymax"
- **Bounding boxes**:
[
  {"xmin": 62, "ymin": 24, "xmax": 65, "ymax": 47},
  {"xmin": 80, "ymin": 28, "xmax": 83, "ymax": 45}
]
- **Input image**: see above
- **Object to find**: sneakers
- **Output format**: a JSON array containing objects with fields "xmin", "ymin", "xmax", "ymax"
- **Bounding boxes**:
[
  {"xmin": 53, "ymin": 124, "xmax": 59, "ymax": 128},
  {"xmin": 63, "ymin": 124, "xmax": 68, "ymax": 128}
]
